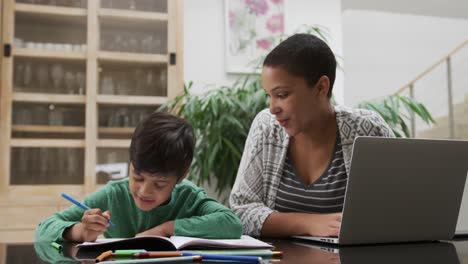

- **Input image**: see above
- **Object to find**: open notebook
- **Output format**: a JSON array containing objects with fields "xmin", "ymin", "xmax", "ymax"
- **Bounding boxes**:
[{"xmin": 76, "ymin": 235, "xmax": 273, "ymax": 252}]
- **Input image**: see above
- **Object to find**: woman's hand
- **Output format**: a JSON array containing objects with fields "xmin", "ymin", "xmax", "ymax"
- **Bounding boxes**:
[
  {"xmin": 261, "ymin": 212, "xmax": 342, "ymax": 237},
  {"xmin": 64, "ymin": 209, "xmax": 111, "ymax": 242},
  {"xmin": 135, "ymin": 221, "xmax": 175, "ymax": 238},
  {"xmin": 306, "ymin": 213, "xmax": 342, "ymax": 237}
]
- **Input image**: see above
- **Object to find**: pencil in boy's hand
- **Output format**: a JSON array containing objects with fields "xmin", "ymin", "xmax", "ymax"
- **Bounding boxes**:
[{"xmin": 61, "ymin": 193, "xmax": 115, "ymax": 227}]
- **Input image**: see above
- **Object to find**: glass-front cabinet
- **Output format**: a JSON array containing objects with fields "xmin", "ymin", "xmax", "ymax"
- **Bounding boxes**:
[{"xmin": 0, "ymin": 0, "xmax": 183, "ymax": 242}]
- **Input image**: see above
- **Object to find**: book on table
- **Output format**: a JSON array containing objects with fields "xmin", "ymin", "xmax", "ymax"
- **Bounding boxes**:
[{"xmin": 76, "ymin": 235, "xmax": 273, "ymax": 252}]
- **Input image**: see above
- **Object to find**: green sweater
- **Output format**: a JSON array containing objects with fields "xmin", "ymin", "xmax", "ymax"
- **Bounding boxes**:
[{"xmin": 35, "ymin": 179, "xmax": 242, "ymax": 242}]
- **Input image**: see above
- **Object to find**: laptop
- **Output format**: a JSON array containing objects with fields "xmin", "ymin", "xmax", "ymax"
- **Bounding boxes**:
[
  {"xmin": 455, "ymin": 176, "xmax": 468, "ymax": 238},
  {"xmin": 294, "ymin": 136, "xmax": 468, "ymax": 245},
  {"xmin": 292, "ymin": 241, "xmax": 460, "ymax": 264}
]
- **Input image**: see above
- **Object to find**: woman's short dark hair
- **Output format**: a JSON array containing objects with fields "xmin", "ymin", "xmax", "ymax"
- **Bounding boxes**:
[
  {"xmin": 263, "ymin": 33, "xmax": 336, "ymax": 97},
  {"xmin": 130, "ymin": 111, "xmax": 195, "ymax": 179}
]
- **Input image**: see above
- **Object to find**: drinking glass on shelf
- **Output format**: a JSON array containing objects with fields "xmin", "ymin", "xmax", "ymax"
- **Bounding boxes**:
[
  {"xmin": 71, "ymin": 0, "xmax": 82, "ymax": 7},
  {"xmin": 64, "ymin": 70, "xmax": 76, "ymax": 94},
  {"xmin": 66, "ymin": 148, "xmax": 77, "ymax": 178},
  {"xmin": 33, "ymin": 105, "xmax": 47, "ymax": 125},
  {"xmin": 115, "ymin": 73, "xmax": 129, "ymax": 95},
  {"xmin": 17, "ymin": 108, "xmax": 32, "ymax": 125},
  {"xmin": 115, "ymin": 31, "xmax": 130, "ymax": 52},
  {"xmin": 76, "ymin": 71, "xmax": 86, "ymax": 95},
  {"xmin": 14, "ymin": 61, "xmax": 25, "ymax": 91},
  {"xmin": 50, "ymin": 63, "xmax": 64, "ymax": 93},
  {"xmin": 110, "ymin": 108, "xmax": 130, "ymax": 127},
  {"xmin": 107, "ymin": 110, "xmax": 118, "ymax": 127},
  {"xmin": 38, "ymin": 147, "xmax": 49, "ymax": 181},
  {"xmin": 141, "ymin": 35, "xmax": 153, "ymax": 54},
  {"xmin": 18, "ymin": 148, "xmax": 29, "ymax": 177},
  {"xmin": 129, "ymin": 32, "xmax": 139, "ymax": 53},
  {"xmin": 36, "ymin": 63, "xmax": 49, "ymax": 93},
  {"xmin": 100, "ymin": 74, "xmax": 114, "ymax": 95},
  {"xmin": 101, "ymin": 31, "xmax": 114, "ymax": 51},
  {"xmin": 48, "ymin": 104, "xmax": 63, "ymax": 126},
  {"xmin": 72, "ymin": 44, "xmax": 82, "ymax": 52},
  {"xmin": 131, "ymin": 109, "xmax": 140, "ymax": 126},
  {"xmin": 45, "ymin": 43, "xmax": 54, "ymax": 51},
  {"xmin": 107, "ymin": 151, "xmax": 118, "ymax": 164},
  {"xmin": 23, "ymin": 61, "xmax": 33, "ymax": 91},
  {"xmin": 145, "ymin": 69, "xmax": 155, "ymax": 94},
  {"xmin": 113, "ymin": 33, "xmax": 124, "ymax": 52},
  {"xmin": 129, "ymin": 0, "xmax": 136, "ymax": 10},
  {"xmin": 36, "ymin": 43, "xmax": 45, "ymax": 51},
  {"xmin": 158, "ymin": 68, "xmax": 167, "ymax": 96},
  {"xmin": 153, "ymin": 34, "xmax": 163, "ymax": 54},
  {"xmin": 56, "ymin": 148, "xmax": 65, "ymax": 178},
  {"xmin": 134, "ymin": 68, "xmax": 145, "ymax": 95},
  {"xmin": 14, "ymin": 38, "xmax": 24, "ymax": 48},
  {"xmin": 118, "ymin": 108, "xmax": 130, "ymax": 127}
]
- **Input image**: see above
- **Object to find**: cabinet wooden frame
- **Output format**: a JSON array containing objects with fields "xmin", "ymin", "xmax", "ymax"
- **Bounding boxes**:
[{"xmin": 0, "ymin": 0, "xmax": 183, "ymax": 242}]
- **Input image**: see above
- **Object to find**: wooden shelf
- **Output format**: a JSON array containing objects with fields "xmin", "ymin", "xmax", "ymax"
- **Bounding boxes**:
[
  {"xmin": 12, "ymin": 93, "xmax": 86, "ymax": 104},
  {"xmin": 97, "ymin": 94, "xmax": 167, "ymax": 105},
  {"xmin": 98, "ymin": 51, "xmax": 166, "ymax": 64},
  {"xmin": 12, "ymin": 125, "xmax": 138, "ymax": 135},
  {"xmin": 97, "ymin": 139, "xmax": 131, "ymax": 148},
  {"xmin": 0, "ymin": 186, "xmax": 84, "ymax": 206},
  {"xmin": 12, "ymin": 125, "xmax": 85, "ymax": 133},
  {"xmin": 98, "ymin": 127, "xmax": 135, "ymax": 134},
  {"xmin": 99, "ymin": 8, "xmax": 168, "ymax": 23},
  {"xmin": 15, "ymin": 3, "xmax": 87, "ymax": 18},
  {"xmin": 14, "ymin": 48, "xmax": 86, "ymax": 61},
  {"xmin": 11, "ymin": 138, "xmax": 85, "ymax": 148}
]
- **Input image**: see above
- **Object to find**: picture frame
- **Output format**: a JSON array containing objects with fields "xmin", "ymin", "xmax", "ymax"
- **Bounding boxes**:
[{"xmin": 224, "ymin": 0, "xmax": 285, "ymax": 73}]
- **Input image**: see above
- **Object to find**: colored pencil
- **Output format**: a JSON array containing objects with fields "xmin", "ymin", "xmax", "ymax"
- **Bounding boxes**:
[
  {"xmin": 183, "ymin": 252, "xmax": 262, "ymax": 263},
  {"xmin": 96, "ymin": 250, "xmax": 113, "ymax": 262},
  {"xmin": 61, "ymin": 193, "xmax": 115, "ymax": 226},
  {"xmin": 51, "ymin": 242, "xmax": 62, "ymax": 252},
  {"xmin": 134, "ymin": 252, "xmax": 184, "ymax": 258},
  {"xmin": 184, "ymin": 249, "xmax": 282, "ymax": 257},
  {"xmin": 114, "ymin": 249, "xmax": 147, "ymax": 257},
  {"xmin": 99, "ymin": 255, "xmax": 202, "ymax": 263}
]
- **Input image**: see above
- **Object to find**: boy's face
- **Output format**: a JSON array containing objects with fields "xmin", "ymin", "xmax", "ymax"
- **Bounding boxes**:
[{"xmin": 128, "ymin": 163, "xmax": 180, "ymax": 211}]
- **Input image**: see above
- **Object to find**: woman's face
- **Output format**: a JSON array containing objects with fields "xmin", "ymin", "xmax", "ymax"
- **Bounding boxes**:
[{"xmin": 261, "ymin": 66, "xmax": 330, "ymax": 137}]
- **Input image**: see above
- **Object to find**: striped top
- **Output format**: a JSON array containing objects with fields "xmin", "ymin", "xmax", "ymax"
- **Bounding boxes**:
[{"xmin": 275, "ymin": 133, "xmax": 347, "ymax": 213}]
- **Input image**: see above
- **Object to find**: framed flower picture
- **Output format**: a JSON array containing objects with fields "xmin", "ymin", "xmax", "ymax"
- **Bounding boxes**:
[{"xmin": 225, "ymin": 0, "xmax": 285, "ymax": 73}]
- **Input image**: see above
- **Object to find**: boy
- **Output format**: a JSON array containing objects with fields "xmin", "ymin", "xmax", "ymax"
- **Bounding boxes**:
[{"xmin": 35, "ymin": 112, "xmax": 242, "ymax": 242}]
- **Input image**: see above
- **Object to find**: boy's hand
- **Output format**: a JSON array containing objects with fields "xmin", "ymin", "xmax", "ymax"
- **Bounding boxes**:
[
  {"xmin": 65, "ymin": 209, "xmax": 111, "ymax": 242},
  {"xmin": 80, "ymin": 209, "xmax": 112, "ymax": 241},
  {"xmin": 135, "ymin": 221, "xmax": 175, "ymax": 238}
]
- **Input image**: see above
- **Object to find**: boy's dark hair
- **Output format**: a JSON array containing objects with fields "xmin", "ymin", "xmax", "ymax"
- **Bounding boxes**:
[
  {"xmin": 263, "ymin": 33, "xmax": 336, "ymax": 97},
  {"xmin": 130, "ymin": 111, "xmax": 195, "ymax": 179}
]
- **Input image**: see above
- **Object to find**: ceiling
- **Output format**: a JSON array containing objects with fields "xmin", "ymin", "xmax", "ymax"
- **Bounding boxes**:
[{"xmin": 342, "ymin": 0, "xmax": 468, "ymax": 20}]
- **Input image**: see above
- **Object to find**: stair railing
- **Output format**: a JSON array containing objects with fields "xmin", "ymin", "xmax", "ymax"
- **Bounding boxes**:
[{"xmin": 394, "ymin": 40, "xmax": 468, "ymax": 138}]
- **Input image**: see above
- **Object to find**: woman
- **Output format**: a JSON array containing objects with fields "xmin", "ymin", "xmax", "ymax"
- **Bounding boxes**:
[{"xmin": 230, "ymin": 34, "xmax": 394, "ymax": 237}]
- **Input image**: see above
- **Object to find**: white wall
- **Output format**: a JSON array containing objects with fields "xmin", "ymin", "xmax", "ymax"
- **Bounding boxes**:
[
  {"xmin": 183, "ymin": 0, "xmax": 345, "ymax": 104},
  {"xmin": 342, "ymin": 10, "xmax": 468, "ymax": 107}
]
